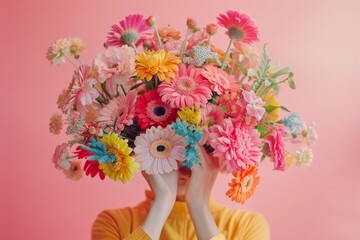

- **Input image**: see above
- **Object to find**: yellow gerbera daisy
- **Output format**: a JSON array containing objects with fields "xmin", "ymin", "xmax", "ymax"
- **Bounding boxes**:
[
  {"xmin": 178, "ymin": 107, "xmax": 201, "ymax": 125},
  {"xmin": 262, "ymin": 93, "xmax": 280, "ymax": 122},
  {"xmin": 135, "ymin": 49, "xmax": 181, "ymax": 81},
  {"xmin": 99, "ymin": 133, "xmax": 139, "ymax": 183}
]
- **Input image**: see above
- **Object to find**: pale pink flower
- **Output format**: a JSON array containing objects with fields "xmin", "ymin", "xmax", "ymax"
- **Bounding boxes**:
[
  {"xmin": 52, "ymin": 143, "xmax": 71, "ymax": 170},
  {"xmin": 200, "ymin": 104, "xmax": 225, "ymax": 126},
  {"xmin": 158, "ymin": 64, "xmax": 212, "ymax": 108},
  {"xmin": 63, "ymin": 160, "xmax": 84, "ymax": 180},
  {"xmin": 302, "ymin": 122, "xmax": 318, "ymax": 145},
  {"xmin": 96, "ymin": 91, "xmax": 137, "ymax": 133},
  {"xmin": 163, "ymin": 40, "xmax": 182, "ymax": 56},
  {"xmin": 93, "ymin": 46, "xmax": 135, "ymax": 84},
  {"xmin": 187, "ymin": 29, "xmax": 208, "ymax": 49},
  {"xmin": 217, "ymin": 10, "xmax": 259, "ymax": 44},
  {"xmin": 264, "ymin": 125, "xmax": 286, "ymax": 171},
  {"xmin": 49, "ymin": 112, "xmax": 63, "ymax": 135},
  {"xmin": 46, "ymin": 38, "xmax": 71, "ymax": 65},
  {"xmin": 134, "ymin": 125, "xmax": 186, "ymax": 174},
  {"xmin": 201, "ymin": 64, "xmax": 240, "ymax": 95},
  {"xmin": 64, "ymin": 64, "xmax": 99, "ymax": 115},
  {"xmin": 106, "ymin": 14, "xmax": 153, "ymax": 47},
  {"xmin": 296, "ymin": 146, "xmax": 313, "ymax": 168},
  {"xmin": 242, "ymin": 90, "xmax": 265, "ymax": 121},
  {"xmin": 208, "ymin": 118, "xmax": 262, "ymax": 172}
]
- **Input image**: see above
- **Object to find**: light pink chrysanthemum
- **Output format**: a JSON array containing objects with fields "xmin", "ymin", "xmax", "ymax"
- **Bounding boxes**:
[
  {"xmin": 158, "ymin": 64, "xmax": 212, "ymax": 108},
  {"xmin": 93, "ymin": 46, "xmax": 136, "ymax": 94},
  {"xmin": 208, "ymin": 118, "xmax": 262, "ymax": 172},
  {"xmin": 96, "ymin": 91, "xmax": 137, "ymax": 133},
  {"xmin": 52, "ymin": 143, "xmax": 71, "ymax": 170},
  {"xmin": 242, "ymin": 90, "xmax": 265, "ymax": 121},
  {"xmin": 49, "ymin": 112, "xmax": 63, "ymax": 135},
  {"xmin": 106, "ymin": 14, "xmax": 153, "ymax": 47},
  {"xmin": 134, "ymin": 125, "xmax": 186, "ymax": 174},
  {"xmin": 64, "ymin": 64, "xmax": 99, "ymax": 115},
  {"xmin": 264, "ymin": 125, "xmax": 286, "ymax": 171},
  {"xmin": 217, "ymin": 10, "xmax": 259, "ymax": 44},
  {"xmin": 163, "ymin": 40, "xmax": 182, "ymax": 56},
  {"xmin": 201, "ymin": 64, "xmax": 240, "ymax": 95}
]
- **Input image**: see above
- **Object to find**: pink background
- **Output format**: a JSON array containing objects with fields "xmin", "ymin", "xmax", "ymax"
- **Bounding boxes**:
[{"xmin": 1, "ymin": 0, "xmax": 359, "ymax": 239}]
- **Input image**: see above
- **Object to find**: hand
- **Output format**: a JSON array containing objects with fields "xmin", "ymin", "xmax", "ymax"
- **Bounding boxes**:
[
  {"xmin": 185, "ymin": 145, "xmax": 221, "ymax": 240},
  {"xmin": 141, "ymin": 171, "xmax": 178, "ymax": 239},
  {"xmin": 185, "ymin": 144, "xmax": 219, "ymax": 205}
]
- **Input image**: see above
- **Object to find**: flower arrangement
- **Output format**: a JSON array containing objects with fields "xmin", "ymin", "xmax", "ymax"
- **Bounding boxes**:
[{"xmin": 48, "ymin": 11, "xmax": 317, "ymax": 204}]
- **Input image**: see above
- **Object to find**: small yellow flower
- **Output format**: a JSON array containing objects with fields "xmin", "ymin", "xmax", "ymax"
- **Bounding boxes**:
[
  {"xmin": 285, "ymin": 152, "xmax": 296, "ymax": 169},
  {"xmin": 177, "ymin": 107, "xmax": 201, "ymax": 125},
  {"xmin": 99, "ymin": 133, "xmax": 139, "ymax": 183},
  {"xmin": 262, "ymin": 93, "xmax": 280, "ymax": 122},
  {"xmin": 135, "ymin": 49, "xmax": 181, "ymax": 81}
]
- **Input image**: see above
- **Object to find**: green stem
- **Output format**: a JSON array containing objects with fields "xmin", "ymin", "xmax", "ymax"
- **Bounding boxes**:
[
  {"xmin": 64, "ymin": 55, "xmax": 78, "ymax": 69},
  {"xmin": 221, "ymin": 39, "xmax": 233, "ymax": 70},
  {"xmin": 153, "ymin": 24, "xmax": 163, "ymax": 49},
  {"xmin": 101, "ymin": 83, "xmax": 112, "ymax": 100},
  {"xmin": 120, "ymin": 84, "xmax": 127, "ymax": 96},
  {"xmin": 131, "ymin": 43, "xmax": 138, "ymax": 54},
  {"xmin": 180, "ymin": 28, "xmax": 191, "ymax": 58},
  {"xmin": 208, "ymin": 36, "xmax": 212, "ymax": 47}
]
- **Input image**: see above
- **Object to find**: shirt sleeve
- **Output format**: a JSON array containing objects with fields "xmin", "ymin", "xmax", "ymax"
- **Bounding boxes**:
[{"xmin": 242, "ymin": 213, "xmax": 270, "ymax": 240}]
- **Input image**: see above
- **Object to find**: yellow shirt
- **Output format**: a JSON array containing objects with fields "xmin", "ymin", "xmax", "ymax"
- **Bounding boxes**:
[{"xmin": 92, "ymin": 191, "xmax": 270, "ymax": 240}]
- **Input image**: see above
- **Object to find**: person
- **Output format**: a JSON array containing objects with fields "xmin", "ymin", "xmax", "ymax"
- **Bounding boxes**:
[{"xmin": 91, "ymin": 145, "xmax": 270, "ymax": 240}]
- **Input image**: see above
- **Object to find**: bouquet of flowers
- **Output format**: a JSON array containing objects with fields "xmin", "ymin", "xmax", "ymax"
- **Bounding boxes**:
[{"xmin": 48, "ymin": 10, "xmax": 317, "ymax": 204}]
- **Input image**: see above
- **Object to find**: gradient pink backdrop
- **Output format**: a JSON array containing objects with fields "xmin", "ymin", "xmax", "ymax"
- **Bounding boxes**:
[{"xmin": 1, "ymin": 0, "xmax": 359, "ymax": 239}]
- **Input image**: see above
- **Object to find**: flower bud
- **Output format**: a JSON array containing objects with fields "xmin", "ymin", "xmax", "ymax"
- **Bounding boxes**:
[
  {"xmin": 186, "ymin": 18, "xmax": 197, "ymax": 30},
  {"xmin": 88, "ymin": 126, "xmax": 97, "ymax": 135},
  {"xmin": 206, "ymin": 24, "xmax": 218, "ymax": 36},
  {"xmin": 145, "ymin": 16, "xmax": 156, "ymax": 27}
]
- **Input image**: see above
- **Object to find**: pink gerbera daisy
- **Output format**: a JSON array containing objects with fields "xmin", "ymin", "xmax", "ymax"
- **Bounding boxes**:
[
  {"xmin": 158, "ymin": 64, "xmax": 212, "ymax": 108},
  {"xmin": 96, "ymin": 91, "xmax": 137, "ymax": 133},
  {"xmin": 208, "ymin": 118, "xmax": 262, "ymax": 172},
  {"xmin": 135, "ymin": 89, "xmax": 177, "ymax": 130},
  {"xmin": 201, "ymin": 64, "xmax": 240, "ymax": 95},
  {"xmin": 64, "ymin": 64, "xmax": 99, "ymax": 115},
  {"xmin": 106, "ymin": 14, "xmax": 154, "ymax": 48},
  {"xmin": 134, "ymin": 125, "xmax": 186, "ymax": 174},
  {"xmin": 217, "ymin": 10, "xmax": 259, "ymax": 44}
]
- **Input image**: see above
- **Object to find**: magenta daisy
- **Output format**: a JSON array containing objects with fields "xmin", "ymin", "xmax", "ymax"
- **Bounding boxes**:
[
  {"xmin": 64, "ymin": 64, "xmax": 99, "ymax": 115},
  {"xmin": 106, "ymin": 14, "xmax": 154, "ymax": 48},
  {"xmin": 134, "ymin": 125, "xmax": 186, "ymax": 174},
  {"xmin": 208, "ymin": 118, "xmax": 262, "ymax": 172},
  {"xmin": 158, "ymin": 64, "xmax": 212, "ymax": 108},
  {"xmin": 96, "ymin": 91, "xmax": 137, "ymax": 133},
  {"xmin": 135, "ymin": 89, "xmax": 178, "ymax": 130},
  {"xmin": 201, "ymin": 64, "xmax": 240, "ymax": 95},
  {"xmin": 217, "ymin": 10, "xmax": 259, "ymax": 44}
]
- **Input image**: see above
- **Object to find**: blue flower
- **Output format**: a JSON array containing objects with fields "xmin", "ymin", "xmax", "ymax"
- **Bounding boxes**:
[
  {"xmin": 283, "ymin": 113, "xmax": 303, "ymax": 134},
  {"xmin": 80, "ymin": 137, "xmax": 116, "ymax": 163},
  {"xmin": 182, "ymin": 145, "xmax": 200, "ymax": 169},
  {"xmin": 172, "ymin": 118, "xmax": 189, "ymax": 137}
]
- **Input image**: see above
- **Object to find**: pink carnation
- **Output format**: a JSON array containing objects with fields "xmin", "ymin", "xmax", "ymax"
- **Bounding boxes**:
[
  {"xmin": 64, "ymin": 64, "xmax": 99, "ymax": 115},
  {"xmin": 52, "ymin": 143, "xmax": 71, "ymax": 170},
  {"xmin": 158, "ymin": 64, "xmax": 212, "ymax": 108},
  {"xmin": 264, "ymin": 125, "xmax": 286, "ymax": 171},
  {"xmin": 201, "ymin": 64, "xmax": 240, "ymax": 95},
  {"xmin": 96, "ymin": 91, "xmax": 137, "ymax": 133},
  {"xmin": 208, "ymin": 118, "xmax": 261, "ymax": 172}
]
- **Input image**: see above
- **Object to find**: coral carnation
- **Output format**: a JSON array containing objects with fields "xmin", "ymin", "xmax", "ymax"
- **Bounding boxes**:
[
  {"xmin": 264, "ymin": 125, "xmax": 286, "ymax": 171},
  {"xmin": 226, "ymin": 165, "xmax": 260, "ymax": 204},
  {"xmin": 49, "ymin": 112, "xmax": 63, "ymax": 135},
  {"xmin": 158, "ymin": 64, "xmax": 212, "ymax": 108},
  {"xmin": 63, "ymin": 160, "xmax": 83, "ymax": 181}
]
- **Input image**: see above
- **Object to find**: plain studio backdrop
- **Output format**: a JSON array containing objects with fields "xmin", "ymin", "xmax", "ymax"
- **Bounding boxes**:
[{"xmin": 1, "ymin": 0, "xmax": 359, "ymax": 239}]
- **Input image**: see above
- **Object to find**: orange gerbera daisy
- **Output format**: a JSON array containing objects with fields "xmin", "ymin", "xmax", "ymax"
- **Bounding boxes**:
[
  {"xmin": 135, "ymin": 49, "xmax": 181, "ymax": 81},
  {"xmin": 226, "ymin": 165, "xmax": 260, "ymax": 204}
]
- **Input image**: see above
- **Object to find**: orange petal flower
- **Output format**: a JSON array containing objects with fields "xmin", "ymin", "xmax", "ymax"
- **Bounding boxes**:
[{"xmin": 226, "ymin": 165, "xmax": 260, "ymax": 204}]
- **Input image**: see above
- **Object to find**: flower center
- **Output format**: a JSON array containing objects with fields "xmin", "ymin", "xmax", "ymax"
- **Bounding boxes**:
[
  {"xmin": 121, "ymin": 31, "xmax": 139, "ymax": 45},
  {"xmin": 154, "ymin": 106, "xmax": 166, "ymax": 116},
  {"xmin": 241, "ymin": 175, "xmax": 254, "ymax": 193},
  {"xmin": 228, "ymin": 27, "xmax": 244, "ymax": 41},
  {"xmin": 150, "ymin": 139, "xmax": 172, "ymax": 158},
  {"xmin": 147, "ymin": 100, "xmax": 173, "ymax": 123},
  {"xmin": 175, "ymin": 76, "xmax": 196, "ymax": 94}
]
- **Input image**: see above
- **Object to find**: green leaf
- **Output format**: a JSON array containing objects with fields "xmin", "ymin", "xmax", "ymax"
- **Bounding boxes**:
[
  {"xmin": 288, "ymin": 77, "xmax": 296, "ymax": 89},
  {"xmin": 280, "ymin": 106, "xmax": 292, "ymax": 112},
  {"xmin": 260, "ymin": 154, "xmax": 266, "ymax": 163},
  {"xmin": 256, "ymin": 124, "xmax": 267, "ymax": 136},
  {"xmin": 264, "ymin": 105, "xmax": 280, "ymax": 113},
  {"xmin": 271, "ymin": 67, "xmax": 290, "ymax": 79},
  {"xmin": 256, "ymin": 44, "xmax": 271, "ymax": 81}
]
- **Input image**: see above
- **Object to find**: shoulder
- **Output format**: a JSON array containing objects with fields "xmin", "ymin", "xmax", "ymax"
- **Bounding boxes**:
[
  {"xmin": 213, "ymin": 206, "xmax": 270, "ymax": 240},
  {"xmin": 92, "ymin": 205, "xmax": 149, "ymax": 240}
]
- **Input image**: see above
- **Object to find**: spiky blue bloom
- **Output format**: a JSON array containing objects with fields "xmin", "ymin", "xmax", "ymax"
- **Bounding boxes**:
[
  {"xmin": 80, "ymin": 137, "xmax": 116, "ymax": 163},
  {"xmin": 193, "ymin": 46, "xmax": 220, "ymax": 67},
  {"xmin": 182, "ymin": 146, "xmax": 200, "ymax": 169},
  {"xmin": 172, "ymin": 118, "xmax": 189, "ymax": 137},
  {"xmin": 283, "ymin": 113, "xmax": 303, "ymax": 134},
  {"xmin": 184, "ymin": 130, "xmax": 203, "ymax": 146}
]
